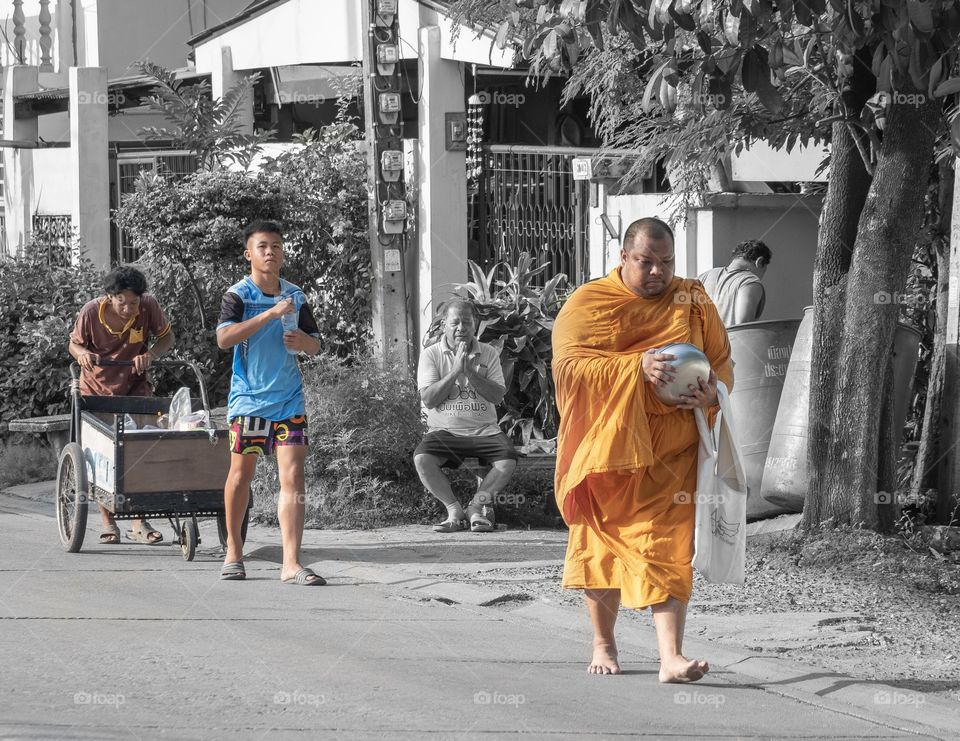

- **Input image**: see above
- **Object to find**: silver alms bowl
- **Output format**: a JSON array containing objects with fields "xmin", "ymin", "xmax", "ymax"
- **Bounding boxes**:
[{"xmin": 651, "ymin": 342, "xmax": 712, "ymax": 406}]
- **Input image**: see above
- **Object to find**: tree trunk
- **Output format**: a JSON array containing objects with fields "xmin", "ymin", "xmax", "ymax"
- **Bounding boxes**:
[
  {"xmin": 821, "ymin": 91, "xmax": 939, "ymax": 531},
  {"xmin": 939, "ymin": 159, "xmax": 960, "ymax": 524},
  {"xmin": 804, "ymin": 65, "xmax": 873, "ymax": 529},
  {"xmin": 910, "ymin": 163, "xmax": 953, "ymax": 509}
]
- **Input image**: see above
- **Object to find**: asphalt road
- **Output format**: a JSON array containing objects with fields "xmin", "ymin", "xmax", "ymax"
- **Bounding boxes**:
[{"xmin": 0, "ymin": 494, "xmax": 952, "ymax": 740}]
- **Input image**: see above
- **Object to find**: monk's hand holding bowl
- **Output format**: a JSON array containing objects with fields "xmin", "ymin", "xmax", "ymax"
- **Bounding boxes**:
[
  {"xmin": 675, "ymin": 369, "xmax": 719, "ymax": 409},
  {"xmin": 641, "ymin": 348, "xmax": 677, "ymax": 388}
]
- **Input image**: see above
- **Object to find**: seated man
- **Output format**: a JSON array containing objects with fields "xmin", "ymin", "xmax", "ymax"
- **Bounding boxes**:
[
  {"xmin": 68, "ymin": 265, "xmax": 175, "ymax": 545},
  {"xmin": 414, "ymin": 299, "xmax": 517, "ymax": 533}
]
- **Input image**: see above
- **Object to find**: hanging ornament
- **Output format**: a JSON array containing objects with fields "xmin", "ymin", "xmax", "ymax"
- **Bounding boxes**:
[{"xmin": 466, "ymin": 92, "xmax": 486, "ymax": 187}]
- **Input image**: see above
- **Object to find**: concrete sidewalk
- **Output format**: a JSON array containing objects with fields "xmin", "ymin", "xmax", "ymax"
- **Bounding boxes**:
[{"xmin": 3, "ymin": 482, "xmax": 958, "ymax": 740}]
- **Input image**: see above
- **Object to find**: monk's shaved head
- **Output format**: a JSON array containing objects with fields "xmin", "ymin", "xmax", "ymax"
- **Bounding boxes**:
[
  {"xmin": 623, "ymin": 218, "xmax": 674, "ymax": 251},
  {"xmin": 620, "ymin": 217, "xmax": 675, "ymax": 298}
]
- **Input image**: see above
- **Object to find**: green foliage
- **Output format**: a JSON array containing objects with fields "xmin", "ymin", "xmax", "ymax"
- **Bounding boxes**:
[
  {"xmin": 425, "ymin": 253, "xmax": 566, "ymax": 445},
  {"xmin": 453, "ymin": 0, "xmax": 960, "ymax": 207},
  {"xmin": 0, "ymin": 250, "xmax": 103, "ymax": 430},
  {"xmin": 133, "ymin": 60, "xmax": 275, "ymax": 170},
  {"xmin": 259, "ymin": 125, "xmax": 374, "ymax": 357},
  {"xmin": 115, "ymin": 124, "xmax": 373, "ymax": 402},
  {"xmin": 250, "ymin": 354, "xmax": 434, "ymax": 529}
]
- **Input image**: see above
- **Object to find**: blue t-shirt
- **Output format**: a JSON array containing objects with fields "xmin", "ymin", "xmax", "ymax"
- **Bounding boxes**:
[{"xmin": 217, "ymin": 276, "xmax": 320, "ymax": 421}]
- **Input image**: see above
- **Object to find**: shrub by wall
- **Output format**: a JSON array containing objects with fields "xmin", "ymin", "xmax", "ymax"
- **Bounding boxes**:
[
  {"xmin": 250, "ymin": 354, "xmax": 434, "ymax": 528},
  {"xmin": 0, "ymin": 251, "xmax": 103, "ymax": 431}
]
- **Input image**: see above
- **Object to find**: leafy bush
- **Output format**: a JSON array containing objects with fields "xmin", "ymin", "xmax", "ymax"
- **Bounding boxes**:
[
  {"xmin": 0, "ymin": 440, "xmax": 58, "ymax": 489},
  {"xmin": 133, "ymin": 60, "xmax": 275, "ymax": 171},
  {"xmin": 115, "ymin": 123, "xmax": 373, "ymax": 403},
  {"xmin": 250, "ymin": 354, "xmax": 434, "ymax": 528},
  {"xmin": 0, "ymin": 251, "xmax": 103, "ymax": 432},
  {"xmin": 424, "ymin": 253, "xmax": 567, "ymax": 445}
]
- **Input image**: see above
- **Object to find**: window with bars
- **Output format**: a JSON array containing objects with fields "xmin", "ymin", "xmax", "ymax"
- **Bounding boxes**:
[
  {"xmin": 115, "ymin": 151, "xmax": 198, "ymax": 264},
  {"xmin": 32, "ymin": 214, "xmax": 73, "ymax": 266}
]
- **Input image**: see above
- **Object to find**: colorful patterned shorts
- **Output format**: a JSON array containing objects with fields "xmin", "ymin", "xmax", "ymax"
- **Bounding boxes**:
[{"xmin": 228, "ymin": 415, "xmax": 309, "ymax": 456}]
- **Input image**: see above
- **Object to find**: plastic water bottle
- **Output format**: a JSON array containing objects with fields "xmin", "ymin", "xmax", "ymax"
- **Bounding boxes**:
[{"xmin": 279, "ymin": 291, "xmax": 301, "ymax": 355}]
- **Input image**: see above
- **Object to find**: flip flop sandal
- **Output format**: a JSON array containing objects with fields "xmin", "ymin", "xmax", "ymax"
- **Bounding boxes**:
[
  {"xmin": 432, "ymin": 518, "xmax": 468, "ymax": 533},
  {"xmin": 281, "ymin": 568, "xmax": 326, "ymax": 586},
  {"xmin": 126, "ymin": 522, "xmax": 164, "ymax": 545},
  {"xmin": 220, "ymin": 562, "xmax": 246, "ymax": 581},
  {"xmin": 99, "ymin": 524, "xmax": 121, "ymax": 544}
]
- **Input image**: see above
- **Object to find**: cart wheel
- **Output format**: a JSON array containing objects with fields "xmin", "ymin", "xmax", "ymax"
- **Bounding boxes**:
[
  {"xmin": 181, "ymin": 518, "xmax": 198, "ymax": 561},
  {"xmin": 216, "ymin": 504, "xmax": 251, "ymax": 549},
  {"xmin": 56, "ymin": 443, "xmax": 89, "ymax": 553}
]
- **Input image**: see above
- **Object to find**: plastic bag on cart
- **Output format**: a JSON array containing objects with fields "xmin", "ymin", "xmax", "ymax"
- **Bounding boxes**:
[
  {"xmin": 174, "ymin": 410, "xmax": 210, "ymax": 431},
  {"xmin": 168, "ymin": 387, "xmax": 193, "ymax": 429}
]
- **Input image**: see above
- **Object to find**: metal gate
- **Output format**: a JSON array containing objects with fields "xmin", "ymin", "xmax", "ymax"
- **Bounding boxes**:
[
  {"xmin": 469, "ymin": 145, "xmax": 590, "ymax": 286},
  {"xmin": 114, "ymin": 151, "xmax": 198, "ymax": 263}
]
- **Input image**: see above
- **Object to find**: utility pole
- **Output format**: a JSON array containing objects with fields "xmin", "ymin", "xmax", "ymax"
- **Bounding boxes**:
[{"xmin": 360, "ymin": 0, "xmax": 412, "ymax": 373}]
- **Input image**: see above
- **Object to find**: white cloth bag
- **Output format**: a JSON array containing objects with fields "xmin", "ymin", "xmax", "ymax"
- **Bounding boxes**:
[{"xmin": 692, "ymin": 381, "xmax": 747, "ymax": 584}]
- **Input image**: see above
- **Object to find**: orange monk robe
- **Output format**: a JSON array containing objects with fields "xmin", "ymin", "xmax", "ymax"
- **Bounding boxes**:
[{"xmin": 552, "ymin": 269, "xmax": 733, "ymax": 609}]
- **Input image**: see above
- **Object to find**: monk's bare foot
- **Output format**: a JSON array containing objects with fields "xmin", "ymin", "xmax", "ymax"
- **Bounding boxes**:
[
  {"xmin": 658, "ymin": 655, "xmax": 709, "ymax": 683},
  {"xmin": 588, "ymin": 642, "xmax": 621, "ymax": 675}
]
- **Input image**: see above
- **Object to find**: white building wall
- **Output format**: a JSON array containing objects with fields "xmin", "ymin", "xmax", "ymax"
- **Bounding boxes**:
[
  {"xmin": 31, "ymin": 148, "xmax": 72, "ymax": 214},
  {"xmin": 193, "ymin": 0, "xmax": 512, "ymax": 73}
]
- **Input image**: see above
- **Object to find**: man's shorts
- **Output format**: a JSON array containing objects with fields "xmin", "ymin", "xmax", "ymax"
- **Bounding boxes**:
[
  {"xmin": 414, "ymin": 430, "xmax": 517, "ymax": 469},
  {"xmin": 229, "ymin": 415, "xmax": 309, "ymax": 456}
]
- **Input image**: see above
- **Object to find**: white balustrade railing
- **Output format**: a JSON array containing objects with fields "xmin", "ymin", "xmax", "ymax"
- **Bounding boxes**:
[{"xmin": 3, "ymin": 0, "xmax": 59, "ymax": 71}]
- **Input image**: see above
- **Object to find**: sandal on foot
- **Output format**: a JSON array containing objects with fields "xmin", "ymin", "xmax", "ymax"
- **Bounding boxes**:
[
  {"xmin": 281, "ymin": 568, "xmax": 326, "ymax": 586},
  {"xmin": 466, "ymin": 502, "xmax": 496, "ymax": 533},
  {"xmin": 126, "ymin": 522, "xmax": 163, "ymax": 545},
  {"xmin": 432, "ymin": 517, "xmax": 467, "ymax": 533},
  {"xmin": 220, "ymin": 562, "xmax": 246, "ymax": 581},
  {"xmin": 99, "ymin": 524, "xmax": 121, "ymax": 544}
]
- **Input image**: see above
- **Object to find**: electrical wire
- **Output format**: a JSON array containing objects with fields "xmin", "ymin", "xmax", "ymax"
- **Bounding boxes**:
[{"xmin": 397, "ymin": 36, "xmax": 424, "ymax": 105}]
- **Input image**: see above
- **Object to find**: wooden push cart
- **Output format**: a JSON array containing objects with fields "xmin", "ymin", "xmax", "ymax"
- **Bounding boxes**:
[{"xmin": 56, "ymin": 359, "xmax": 248, "ymax": 560}]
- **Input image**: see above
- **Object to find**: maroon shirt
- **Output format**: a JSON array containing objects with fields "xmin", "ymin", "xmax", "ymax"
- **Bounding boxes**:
[{"xmin": 69, "ymin": 294, "xmax": 172, "ymax": 396}]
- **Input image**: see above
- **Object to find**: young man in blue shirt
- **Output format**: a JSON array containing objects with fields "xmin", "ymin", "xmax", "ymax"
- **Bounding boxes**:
[{"xmin": 216, "ymin": 220, "xmax": 325, "ymax": 585}]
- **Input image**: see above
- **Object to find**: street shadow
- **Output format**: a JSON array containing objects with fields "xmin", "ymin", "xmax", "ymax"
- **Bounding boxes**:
[{"xmin": 754, "ymin": 671, "xmax": 960, "ymax": 697}]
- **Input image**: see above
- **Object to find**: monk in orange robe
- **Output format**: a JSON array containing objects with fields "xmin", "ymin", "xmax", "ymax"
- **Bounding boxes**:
[{"xmin": 552, "ymin": 217, "xmax": 733, "ymax": 681}]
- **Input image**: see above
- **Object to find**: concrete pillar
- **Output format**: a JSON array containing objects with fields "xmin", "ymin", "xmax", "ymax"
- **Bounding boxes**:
[
  {"xmin": 416, "ymin": 26, "xmax": 468, "ymax": 341},
  {"xmin": 69, "ymin": 66, "xmax": 110, "ymax": 267},
  {"xmin": 3, "ymin": 65, "xmax": 38, "ymax": 257},
  {"xmin": 210, "ymin": 47, "xmax": 254, "ymax": 135}
]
